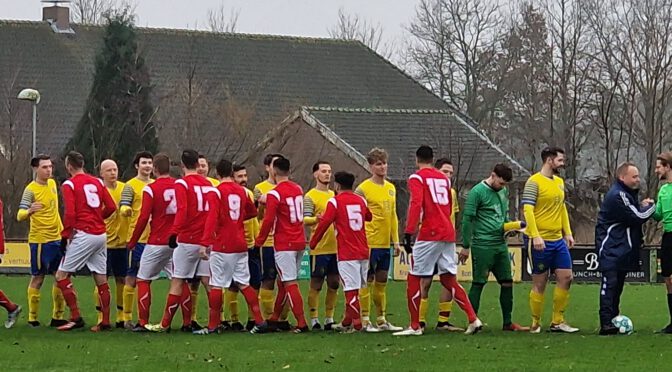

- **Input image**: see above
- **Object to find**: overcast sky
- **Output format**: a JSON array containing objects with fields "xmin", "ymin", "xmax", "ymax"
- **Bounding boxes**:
[{"xmin": 1, "ymin": 0, "xmax": 417, "ymax": 47}]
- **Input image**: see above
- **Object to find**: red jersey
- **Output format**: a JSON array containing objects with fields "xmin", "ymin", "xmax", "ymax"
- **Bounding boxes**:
[
  {"xmin": 203, "ymin": 181, "xmax": 258, "ymax": 253},
  {"xmin": 0, "ymin": 197, "xmax": 5, "ymax": 254},
  {"xmin": 129, "ymin": 177, "xmax": 177, "ymax": 246},
  {"xmin": 404, "ymin": 167, "xmax": 455, "ymax": 242},
  {"xmin": 171, "ymin": 174, "xmax": 216, "ymax": 245},
  {"xmin": 255, "ymin": 180, "xmax": 305, "ymax": 251},
  {"xmin": 61, "ymin": 173, "xmax": 116, "ymax": 239},
  {"xmin": 310, "ymin": 191, "xmax": 372, "ymax": 261}
]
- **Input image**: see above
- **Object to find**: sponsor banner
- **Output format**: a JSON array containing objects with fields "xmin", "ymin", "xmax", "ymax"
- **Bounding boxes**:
[
  {"xmin": 521, "ymin": 247, "xmax": 650, "ymax": 283},
  {"xmin": 0, "ymin": 242, "xmax": 31, "ymax": 268},
  {"xmin": 393, "ymin": 245, "xmax": 522, "ymax": 282},
  {"xmin": 299, "ymin": 249, "xmax": 310, "ymax": 280}
]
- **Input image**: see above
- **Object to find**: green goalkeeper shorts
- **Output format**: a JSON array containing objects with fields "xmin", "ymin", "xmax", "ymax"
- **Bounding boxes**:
[{"xmin": 471, "ymin": 244, "xmax": 512, "ymax": 284}]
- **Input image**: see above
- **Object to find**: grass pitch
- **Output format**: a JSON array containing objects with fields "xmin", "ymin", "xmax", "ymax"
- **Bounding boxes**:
[{"xmin": 0, "ymin": 276, "xmax": 670, "ymax": 371}]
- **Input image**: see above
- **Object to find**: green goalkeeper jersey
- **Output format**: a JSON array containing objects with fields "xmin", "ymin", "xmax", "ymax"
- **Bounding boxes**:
[
  {"xmin": 654, "ymin": 183, "xmax": 672, "ymax": 232},
  {"xmin": 461, "ymin": 181, "xmax": 509, "ymax": 248}
]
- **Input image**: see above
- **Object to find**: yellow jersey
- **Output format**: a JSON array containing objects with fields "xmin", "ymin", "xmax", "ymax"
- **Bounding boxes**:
[
  {"xmin": 521, "ymin": 172, "xmax": 572, "ymax": 240},
  {"xmin": 304, "ymin": 188, "xmax": 337, "ymax": 255},
  {"xmin": 243, "ymin": 188, "xmax": 259, "ymax": 248},
  {"xmin": 355, "ymin": 179, "xmax": 399, "ymax": 249},
  {"xmin": 121, "ymin": 177, "xmax": 154, "ymax": 244},
  {"xmin": 17, "ymin": 179, "xmax": 62, "ymax": 243},
  {"xmin": 105, "ymin": 181, "xmax": 128, "ymax": 248},
  {"xmin": 451, "ymin": 188, "xmax": 460, "ymax": 227},
  {"xmin": 253, "ymin": 180, "xmax": 275, "ymax": 247},
  {"xmin": 207, "ymin": 177, "xmax": 220, "ymax": 186}
]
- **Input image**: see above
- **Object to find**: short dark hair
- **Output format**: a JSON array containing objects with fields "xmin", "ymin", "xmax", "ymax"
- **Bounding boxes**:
[
  {"xmin": 273, "ymin": 157, "xmax": 291, "ymax": 176},
  {"xmin": 263, "ymin": 153, "xmax": 284, "ymax": 166},
  {"xmin": 30, "ymin": 154, "xmax": 51, "ymax": 168},
  {"xmin": 492, "ymin": 164, "xmax": 513, "ymax": 182},
  {"xmin": 312, "ymin": 161, "xmax": 330, "ymax": 173},
  {"xmin": 198, "ymin": 154, "xmax": 206, "ymax": 160},
  {"xmin": 657, "ymin": 152, "xmax": 672, "ymax": 168},
  {"xmin": 65, "ymin": 151, "xmax": 84, "ymax": 169},
  {"xmin": 153, "ymin": 153, "xmax": 170, "ymax": 175},
  {"xmin": 233, "ymin": 164, "xmax": 246, "ymax": 173},
  {"xmin": 181, "ymin": 149, "xmax": 199, "ymax": 170},
  {"xmin": 434, "ymin": 158, "xmax": 452, "ymax": 169},
  {"xmin": 133, "ymin": 151, "xmax": 153, "ymax": 167},
  {"xmin": 216, "ymin": 158, "xmax": 233, "ymax": 178},
  {"xmin": 541, "ymin": 147, "xmax": 565, "ymax": 163},
  {"xmin": 616, "ymin": 162, "xmax": 637, "ymax": 178},
  {"xmin": 416, "ymin": 145, "xmax": 434, "ymax": 164},
  {"xmin": 334, "ymin": 171, "xmax": 355, "ymax": 190}
]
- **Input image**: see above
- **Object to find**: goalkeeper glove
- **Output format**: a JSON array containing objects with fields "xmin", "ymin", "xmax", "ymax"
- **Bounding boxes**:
[
  {"xmin": 168, "ymin": 235, "xmax": 178, "ymax": 249},
  {"xmin": 59, "ymin": 237, "xmax": 68, "ymax": 255},
  {"xmin": 403, "ymin": 233, "xmax": 413, "ymax": 254}
]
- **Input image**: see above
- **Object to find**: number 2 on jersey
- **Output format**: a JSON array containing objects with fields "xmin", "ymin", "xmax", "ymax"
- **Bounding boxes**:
[
  {"xmin": 286, "ymin": 196, "xmax": 304, "ymax": 223},
  {"xmin": 163, "ymin": 189, "xmax": 177, "ymax": 215}
]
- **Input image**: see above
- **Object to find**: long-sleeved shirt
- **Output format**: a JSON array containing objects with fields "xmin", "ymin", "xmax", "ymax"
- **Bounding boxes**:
[
  {"xmin": 654, "ymin": 183, "xmax": 672, "ymax": 232},
  {"xmin": 61, "ymin": 174, "xmax": 116, "ymax": 238},
  {"xmin": 461, "ymin": 181, "xmax": 509, "ymax": 249},
  {"xmin": 17, "ymin": 179, "xmax": 63, "ymax": 243},
  {"xmin": 404, "ymin": 167, "xmax": 454, "ymax": 242},
  {"xmin": 521, "ymin": 173, "xmax": 572, "ymax": 240},
  {"xmin": 171, "ymin": 174, "xmax": 216, "ymax": 245},
  {"xmin": 128, "ymin": 177, "xmax": 177, "ymax": 247},
  {"xmin": 255, "ymin": 180, "xmax": 305, "ymax": 251},
  {"xmin": 355, "ymin": 179, "xmax": 400, "ymax": 248}
]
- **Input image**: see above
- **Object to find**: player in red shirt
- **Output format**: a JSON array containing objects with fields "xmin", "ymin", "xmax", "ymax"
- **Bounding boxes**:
[
  {"xmin": 147, "ymin": 149, "xmax": 215, "ymax": 332},
  {"xmin": 254, "ymin": 157, "xmax": 309, "ymax": 333},
  {"xmin": 310, "ymin": 171, "xmax": 375, "ymax": 333},
  {"xmin": 0, "ymin": 196, "xmax": 23, "ymax": 328},
  {"xmin": 126, "ymin": 153, "xmax": 185, "ymax": 331},
  {"xmin": 195, "ymin": 159, "xmax": 267, "ymax": 335},
  {"xmin": 55, "ymin": 151, "xmax": 117, "ymax": 332},
  {"xmin": 395, "ymin": 146, "xmax": 482, "ymax": 336}
]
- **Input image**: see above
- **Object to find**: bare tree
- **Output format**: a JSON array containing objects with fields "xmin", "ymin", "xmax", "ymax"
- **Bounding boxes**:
[
  {"xmin": 71, "ymin": 0, "xmax": 136, "ymax": 25},
  {"xmin": 328, "ymin": 7, "xmax": 394, "ymax": 59},
  {"xmin": 207, "ymin": 1, "xmax": 240, "ymax": 33}
]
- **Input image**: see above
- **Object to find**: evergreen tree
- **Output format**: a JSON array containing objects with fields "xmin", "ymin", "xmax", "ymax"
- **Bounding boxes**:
[{"xmin": 64, "ymin": 9, "xmax": 157, "ymax": 177}]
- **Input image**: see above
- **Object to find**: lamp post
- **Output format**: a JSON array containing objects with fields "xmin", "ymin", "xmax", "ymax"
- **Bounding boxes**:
[{"xmin": 17, "ymin": 88, "xmax": 41, "ymax": 159}]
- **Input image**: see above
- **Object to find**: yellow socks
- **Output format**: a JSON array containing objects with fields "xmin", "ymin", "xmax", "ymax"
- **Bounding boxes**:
[
  {"xmin": 115, "ymin": 283, "xmax": 124, "ymax": 323},
  {"xmin": 308, "ymin": 288, "xmax": 319, "ymax": 319},
  {"xmin": 226, "ymin": 290, "xmax": 239, "ymax": 323},
  {"xmin": 259, "ymin": 288, "xmax": 274, "ymax": 320},
  {"xmin": 359, "ymin": 286, "xmax": 371, "ymax": 323},
  {"xmin": 190, "ymin": 288, "xmax": 199, "ymax": 322},
  {"xmin": 419, "ymin": 298, "xmax": 429, "ymax": 324},
  {"xmin": 373, "ymin": 281, "xmax": 387, "ymax": 323},
  {"xmin": 530, "ymin": 290, "xmax": 545, "ymax": 326},
  {"xmin": 123, "ymin": 285, "xmax": 135, "ymax": 322},
  {"xmin": 325, "ymin": 287, "xmax": 337, "ymax": 320},
  {"xmin": 51, "ymin": 285, "xmax": 65, "ymax": 320},
  {"xmin": 27, "ymin": 287, "xmax": 40, "ymax": 322},
  {"xmin": 437, "ymin": 301, "xmax": 453, "ymax": 323},
  {"xmin": 552, "ymin": 287, "xmax": 569, "ymax": 325}
]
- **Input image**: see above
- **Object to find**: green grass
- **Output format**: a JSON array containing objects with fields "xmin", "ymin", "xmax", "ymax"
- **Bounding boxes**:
[{"xmin": 0, "ymin": 277, "xmax": 671, "ymax": 371}]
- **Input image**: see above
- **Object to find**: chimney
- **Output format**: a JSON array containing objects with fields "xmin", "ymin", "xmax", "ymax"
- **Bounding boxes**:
[{"xmin": 42, "ymin": 1, "xmax": 74, "ymax": 33}]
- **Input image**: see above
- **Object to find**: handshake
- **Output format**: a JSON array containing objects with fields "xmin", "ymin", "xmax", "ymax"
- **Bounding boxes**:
[{"xmin": 503, "ymin": 221, "xmax": 526, "ymax": 238}]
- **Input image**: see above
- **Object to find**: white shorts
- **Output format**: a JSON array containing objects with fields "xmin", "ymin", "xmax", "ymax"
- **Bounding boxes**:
[
  {"xmin": 59, "ymin": 230, "xmax": 107, "ymax": 275},
  {"xmin": 137, "ymin": 244, "xmax": 173, "ymax": 281},
  {"xmin": 338, "ymin": 260, "xmax": 368, "ymax": 291},
  {"xmin": 209, "ymin": 252, "xmax": 250, "ymax": 288},
  {"xmin": 172, "ymin": 242, "xmax": 206, "ymax": 279},
  {"xmin": 410, "ymin": 241, "xmax": 457, "ymax": 276},
  {"xmin": 274, "ymin": 251, "xmax": 303, "ymax": 282}
]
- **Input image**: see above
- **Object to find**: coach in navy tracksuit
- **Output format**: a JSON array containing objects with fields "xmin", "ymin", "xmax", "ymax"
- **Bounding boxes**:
[{"xmin": 596, "ymin": 162, "xmax": 655, "ymax": 335}]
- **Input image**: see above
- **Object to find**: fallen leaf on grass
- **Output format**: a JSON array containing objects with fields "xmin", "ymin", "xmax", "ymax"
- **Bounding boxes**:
[{"xmin": 283, "ymin": 365, "xmax": 290, "ymax": 369}]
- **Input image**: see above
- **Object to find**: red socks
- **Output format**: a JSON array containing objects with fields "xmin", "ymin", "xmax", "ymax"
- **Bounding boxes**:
[
  {"xmin": 56, "ymin": 278, "xmax": 81, "ymax": 320},
  {"xmin": 344, "ymin": 290, "xmax": 362, "ymax": 330},
  {"xmin": 241, "ymin": 286, "xmax": 264, "ymax": 325},
  {"xmin": 137, "ymin": 280, "xmax": 151, "ymax": 326},
  {"xmin": 270, "ymin": 280, "xmax": 287, "ymax": 322},
  {"xmin": 179, "ymin": 282, "xmax": 192, "ymax": 327},
  {"xmin": 97, "ymin": 283, "xmax": 111, "ymax": 326},
  {"xmin": 0, "ymin": 290, "xmax": 17, "ymax": 312},
  {"xmin": 406, "ymin": 274, "xmax": 421, "ymax": 330},
  {"xmin": 285, "ymin": 283, "xmax": 306, "ymax": 328},
  {"xmin": 161, "ymin": 294, "xmax": 181, "ymax": 329},
  {"xmin": 208, "ymin": 288, "xmax": 223, "ymax": 330},
  {"xmin": 440, "ymin": 274, "xmax": 477, "ymax": 323}
]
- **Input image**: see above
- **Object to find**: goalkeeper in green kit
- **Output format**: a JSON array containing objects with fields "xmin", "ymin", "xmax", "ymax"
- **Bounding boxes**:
[{"xmin": 458, "ymin": 164, "xmax": 529, "ymax": 331}]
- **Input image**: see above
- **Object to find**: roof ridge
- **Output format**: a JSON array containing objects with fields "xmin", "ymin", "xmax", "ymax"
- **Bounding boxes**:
[
  {"xmin": 0, "ymin": 19, "xmax": 361, "ymax": 43},
  {"xmin": 304, "ymin": 106, "xmax": 452, "ymax": 114}
]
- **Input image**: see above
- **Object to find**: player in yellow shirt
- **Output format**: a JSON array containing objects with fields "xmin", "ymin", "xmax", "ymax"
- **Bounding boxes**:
[
  {"xmin": 120, "ymin": 151, "xmax": 154, "ymax": 329},
  {"xmin": 253, "ymin": 153, "xmax": 291, "ymax": 330},
  {"xmin": 355, "ymin": 148, "xmax": 403, "ymax": 332},
  {"xmin": 523, "ymin": 147, "xmax": 578, "ymax": 334},
  {"xmin": 17, "ymin": 154, "xmax": 67, "ymax": 328},
  {"xmin": 226, "ymin": 163, "xmax": 260, "ymax": 331},
  {"xmin": 94, "ymin": 159, "xmax": 129, "ymax": 328},
  {"xmin": 304, "ymin": 161, "xmax": 339, "ymax": 330}
]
